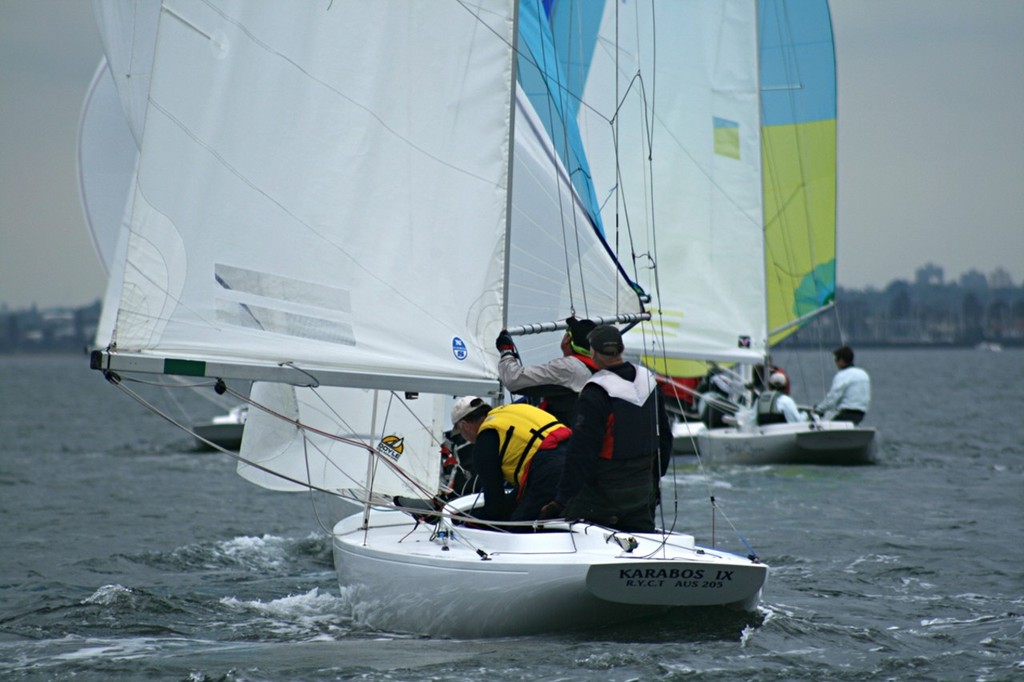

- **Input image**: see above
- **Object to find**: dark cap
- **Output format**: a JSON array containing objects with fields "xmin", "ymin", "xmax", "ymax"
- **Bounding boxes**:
[
  {"xmin": 565, "ymin": 317, "xmax": 596, "ymax": 351},
  {"xmin": 588, "ymin": 324, "xmax": 624, "ymax": 356},
  {"xmin": 833, "ymin": 345, "xmax": 854, "ymax": 364}
]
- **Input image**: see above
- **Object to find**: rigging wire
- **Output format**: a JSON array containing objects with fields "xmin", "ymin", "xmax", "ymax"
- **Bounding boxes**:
[
  {"xmin": 106, "ymin": 366, "xmax": 707, "ymax": 557},
  {"xmin": 593, "ymin": 1, "xmax": 761, "ymax": 556},
  {"xmin": 105, "ymin": 370, "xmax": 575, "ymax": 537},
  {"xmin": 458, "ymin": 0, "xmax": 762, "ymax": 555}
]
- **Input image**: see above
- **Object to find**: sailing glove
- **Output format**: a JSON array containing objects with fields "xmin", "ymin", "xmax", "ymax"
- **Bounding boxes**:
[
  {"xmin": 495, "ymin": 330, "xmax": 519, "ymax": 360},
  {"xmin": 538, "ymin": 500, "xmax": 565, "ymax": 520}
]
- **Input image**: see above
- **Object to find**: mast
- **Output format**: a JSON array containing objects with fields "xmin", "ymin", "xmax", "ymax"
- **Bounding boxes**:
[
  {"xmin": 500, "ymin": 1, "xmax": 520, "ymax": 332},
  {"xmin": 756, "ymin": 0, "xmax": 769, "ymax": 369}
]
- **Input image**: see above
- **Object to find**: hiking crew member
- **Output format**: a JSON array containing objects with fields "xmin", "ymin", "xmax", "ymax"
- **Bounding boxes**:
[{"xmin": 451, "ymin": 397, "xmax": 570, "ymax": 524}]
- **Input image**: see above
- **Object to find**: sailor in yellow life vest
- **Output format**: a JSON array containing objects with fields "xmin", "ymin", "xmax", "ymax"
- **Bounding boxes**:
[{"xmin": 450, "ymin": 397, "xmax": 570, "ymax": 524}]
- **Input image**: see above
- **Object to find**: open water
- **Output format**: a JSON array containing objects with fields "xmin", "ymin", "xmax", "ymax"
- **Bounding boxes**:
[{"xmin": 1, "ymin": 349, "xmax": 1021, "ymax": 681}]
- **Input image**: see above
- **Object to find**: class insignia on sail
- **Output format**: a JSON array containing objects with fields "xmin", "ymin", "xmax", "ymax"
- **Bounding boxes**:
[{"xmin": 452, "ymin": 337, "xmax": 468, "ymax": 361}]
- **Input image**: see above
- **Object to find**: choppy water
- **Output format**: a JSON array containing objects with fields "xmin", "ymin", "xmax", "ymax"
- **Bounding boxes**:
[{"xmin": 1, "ymin": 349, "xmax": 1021, "ymax": 680}]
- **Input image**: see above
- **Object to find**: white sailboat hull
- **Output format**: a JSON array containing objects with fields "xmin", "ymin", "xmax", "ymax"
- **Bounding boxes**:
[
  {"xmin": 192, "ymin": 421, "xmax": 244, "ymax": 451},
  {"xmin": 695, "ymin": 421, "xmax": 876, "ymax": 466},
  {"xmin": 192, "ymin": 405, "xmax": 247, "ymax": 451},
  {"xmin": 332, "ymin": 497, "xmax": 767, "ymax": 637},
  {"xmin": 671, "ymin": 420, "xmax": 706, "ymax": 455}
]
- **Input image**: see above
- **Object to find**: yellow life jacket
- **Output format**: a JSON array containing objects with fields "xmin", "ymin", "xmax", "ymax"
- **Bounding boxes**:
[{"xmin": 478, "ymin": 404, "xmax": 569, "ymax": 488}]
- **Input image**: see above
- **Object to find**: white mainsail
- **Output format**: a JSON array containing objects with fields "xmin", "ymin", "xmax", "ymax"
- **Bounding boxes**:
[
  {"xmin": 91, "ymin": 0, "xmax": 646, "ymax": 496},
  {"xmin": 556, "ymin": 0, "xmax": 839, "ymax": 372},
  {"xmin": 238, "ymin": 83, "xmax": 644, "ymax": 498},
  {"xmin": 570, "ymin": 0, "xmax": 766, "ymax": 365}
]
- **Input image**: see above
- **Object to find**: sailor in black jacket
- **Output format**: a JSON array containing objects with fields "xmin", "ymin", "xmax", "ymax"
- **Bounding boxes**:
[{"xmin": 542, "ymin": 325, "xmax": 672, "ymax": 532}]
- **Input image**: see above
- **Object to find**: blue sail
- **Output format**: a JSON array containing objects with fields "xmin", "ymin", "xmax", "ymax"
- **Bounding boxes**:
[{"xmin": 516, "ymin": 0, "xmax": 605, "ymax": 235}]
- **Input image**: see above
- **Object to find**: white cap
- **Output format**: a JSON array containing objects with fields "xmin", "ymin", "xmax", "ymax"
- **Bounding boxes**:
[
  {"xmin": 768, "ymin": 371, "xmax": 787, "ymax": 388},
  {"xmin": 451, "ymin": 396, "xmax": 487, "ymax": 427}
]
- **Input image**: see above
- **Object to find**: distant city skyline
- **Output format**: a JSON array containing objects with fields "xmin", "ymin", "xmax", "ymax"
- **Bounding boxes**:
[{"xmin": 1, "ymin": 1, "xmax": 1022, "ymax": 309}]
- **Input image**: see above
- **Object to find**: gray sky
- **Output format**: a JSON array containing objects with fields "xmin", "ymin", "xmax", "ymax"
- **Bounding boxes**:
[{"xmin": 1, "ymin": 0, "xmax": 1022, "ymax": 310}]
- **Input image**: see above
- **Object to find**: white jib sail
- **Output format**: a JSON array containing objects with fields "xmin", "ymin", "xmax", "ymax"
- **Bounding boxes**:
[
  {"xmin": 238, "ymin": 382, "xmax": 444, "ymax": 500},
  {"xmin": 104, "ymin": 1, "xmax": 517, "ymax": 394}
]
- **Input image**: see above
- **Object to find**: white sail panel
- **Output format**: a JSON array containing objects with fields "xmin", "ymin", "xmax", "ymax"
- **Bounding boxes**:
[
  {"xmin": 574, "ymin": 1, "xmax": 766, "ymax": 363},
  {"xmin": 91, "ymin": 0, "xmax": 160, "ymax": 146},
  {"xmin": 106, "ymin": 1, "xmax": 516, "ymax": 393},
  {"xmin": 238, "ymin": 382, "xmax": 443, "ymax": 499},
  {"xmin": 506, "ymin": 88, "xmax": 644, "ymax": 363},
  {"xmin": 78, "ymin": 60, "xmax": 138, "ymax": 275},
  {"xmin": 77, "ymin": 58, "xmax": 141, "ymax": 349}
]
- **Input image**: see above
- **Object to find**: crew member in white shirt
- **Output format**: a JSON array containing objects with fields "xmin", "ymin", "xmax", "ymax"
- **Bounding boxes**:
[{"xmin": 814, "ymin": 345, "xmax": 870, "ymax": 424}]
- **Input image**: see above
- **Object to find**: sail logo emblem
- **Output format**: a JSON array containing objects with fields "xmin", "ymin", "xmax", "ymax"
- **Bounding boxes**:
[
  {"xmin": 377, "ymin": 435, "xmax": 404, "ymax": 461},
  {"xmin": 452, "ymin": 337, "xmax": 468, "ymax": 361},
  {"xmin": 713, "ymin": 116, "xmax": 740, "ymax": 160}
]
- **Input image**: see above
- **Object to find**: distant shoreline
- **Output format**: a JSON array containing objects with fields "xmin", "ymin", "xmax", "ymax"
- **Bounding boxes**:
[{"xmin": 778, "ymin": 340, "xmax": 1020, "ymax": 351}]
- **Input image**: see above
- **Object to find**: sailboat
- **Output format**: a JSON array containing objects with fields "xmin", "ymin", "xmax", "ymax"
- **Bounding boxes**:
[
  {"xmin": 87, "ymin": 1, "xmax": 768, "ymax": 636},
  {"xmin": 565, "ymin": 0, "xmax": 876, "ymax": 465}
]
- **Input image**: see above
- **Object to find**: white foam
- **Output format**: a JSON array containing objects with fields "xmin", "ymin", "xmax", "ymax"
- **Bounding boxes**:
[
  {"xmin": 218, "ymin": 586, "xmax": 352, "ymax": 636},
  {"xmin": 82, "ymin": 584, "xmax": 133, "ymax": 605}
]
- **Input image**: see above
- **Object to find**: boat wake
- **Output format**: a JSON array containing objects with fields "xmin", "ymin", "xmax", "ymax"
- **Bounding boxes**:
[{"xmin": 220, "ymin": 587, "xmax": 354, "ymax": 637}]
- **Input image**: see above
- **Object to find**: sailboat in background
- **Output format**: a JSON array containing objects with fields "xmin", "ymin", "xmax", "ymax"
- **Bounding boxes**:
[
  {"xmin": 87, "ymin": 0, "xmax": 767, "ymax": 637},
  {"xmin": 563, "ymin": 0, "xmax": 875, "ymax": 465}
]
